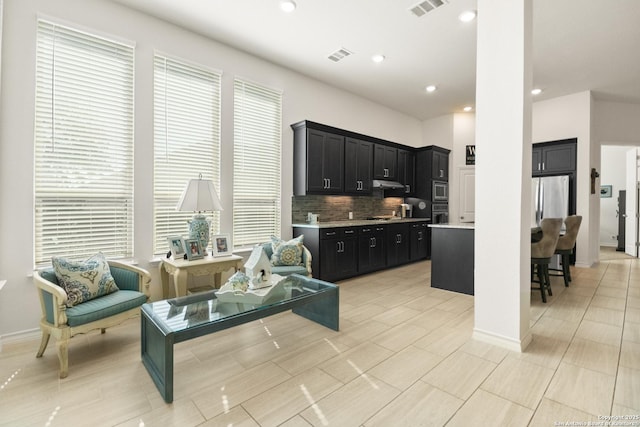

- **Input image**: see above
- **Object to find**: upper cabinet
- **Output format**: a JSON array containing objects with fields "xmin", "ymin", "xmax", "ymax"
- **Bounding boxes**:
[
  {"xmin": 532, "ymin": 139, "xmax": 577, "ymax": 176},
  {"xmin": 432, "ymin": 149, "xmax": 449, "ymax": 181},
  {"xmin": 293, "ymin": 122, "xmax": 344, "ymax": 195},
  {"xmin": 344, "ymin": 138, "xmax": 373, "ymax": 194},
  {"xmin": 387, "ymin": 148, "xmax": 415, "ymax": 196},
  {"xmin": 415, "ymin": 146, "xmax": 450, "ymax": 200},
  {"xmin": 292, "ymin": 120, "xmax": 418, "ymax": 196},
  {"xmin": 397, "ymin": 149, "xmax": 415, "ymax": 194},
  {"xmin": 373, "ymin": 144, "xmax": 397, "ymax": 180}
]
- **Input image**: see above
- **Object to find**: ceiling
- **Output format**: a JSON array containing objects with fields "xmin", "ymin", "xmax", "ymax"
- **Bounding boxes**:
[{"xmin": 112, "ymin": 0, "xmax": 640, "ymax": 121}]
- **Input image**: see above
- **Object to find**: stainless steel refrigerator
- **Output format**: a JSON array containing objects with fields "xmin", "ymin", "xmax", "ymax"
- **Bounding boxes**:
[
  {"xmin": 532, "ymin": 175, "xmax": 570, "ymax": 269},
  {"xmin": 531, "ymin": 175, "xmax": 570, "ymax": 229}
]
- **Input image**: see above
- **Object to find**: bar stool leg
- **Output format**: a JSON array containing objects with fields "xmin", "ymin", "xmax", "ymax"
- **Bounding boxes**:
[
  {"xmin": 544, "ymin": 264, "xmax": 552, "ymax": 296},
  {"xmin": 536, "ymin": 264, "xmax": 547, "ymax": 303}
]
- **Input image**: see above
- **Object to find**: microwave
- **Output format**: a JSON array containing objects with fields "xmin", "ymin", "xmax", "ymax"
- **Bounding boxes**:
[{"xmin": 432, "ymin": 181, "xmax": 448, "ymax": 202}]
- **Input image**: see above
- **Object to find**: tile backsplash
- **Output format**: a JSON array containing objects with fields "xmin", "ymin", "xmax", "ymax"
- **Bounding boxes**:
[{"xmin": 292, "ymin": 195, "xmax": 405, "ymax": 223}]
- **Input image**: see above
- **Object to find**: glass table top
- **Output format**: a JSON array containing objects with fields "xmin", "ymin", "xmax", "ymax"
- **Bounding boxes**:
[{"xmin": 142, "ymin": 274, "xmax": 337, "ymax": 334}]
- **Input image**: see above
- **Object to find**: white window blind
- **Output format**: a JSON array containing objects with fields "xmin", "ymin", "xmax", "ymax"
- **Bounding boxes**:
[
  {"xmin": 34, "ymin": 21, "xmax": 134, "ymax": 266},
  {"xmin": 153, "ymin": 55, "xmax": 221, "ymax": 255},
  {"xmin": 233, "ymin": 79, "xmax": 282, "ymax": 247}
]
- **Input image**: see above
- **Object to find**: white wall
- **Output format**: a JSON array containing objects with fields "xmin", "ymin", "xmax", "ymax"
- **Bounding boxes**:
[
  {"xmin": 0, "ymin": 0, "xmax": 422, "ymax": 338},
  {"xmin": 532, "ymin": 91, "xmax": 595, "ymax": 266},
  {"xmin": 450, "ymin": 114, "xmax": 476, "ymax": 223},
  {"xmin": 600, "ymin": 146, "xmax": 628, "ymax": 246}
]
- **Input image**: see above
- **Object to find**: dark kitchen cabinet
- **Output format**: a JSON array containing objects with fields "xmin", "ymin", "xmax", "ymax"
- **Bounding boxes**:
[
  {"xmin": 293, "ymin": 122, "xmax": 344, "ymax": 195},
  {"xmin": 409, "ymin": 222, "xmax": 428, "ymax": 261},
  {"xmin": 432, "ymin": 149, "xmax": 449, "ymax": 181},
  {"xmin": 358, "ymin": 225, "xmax": 386, "ymax": 274},
  {"xmin": 373, "ymin": 144, "xmax": 397, "ymax": 180},
  {"xmin": 415, "ymin": 146, "xmax": 451, "ymax": 200},
  {"xmin": 319, "ymin": 228, "xmax": 357, "ymax": 282},
  {"xmin": 345, "ymin": 138, "xmax": 373, "ymax": 194},
  {"xmin": 386, "ymin": 223, "xmax": 410, "ymax": 267},
  {"xmin": 396, "ymin": 149, "xmax": 415, "ymax": 195},
  {"xmin": 532, "ymin": 139, "xmax": 577, "ymax": 176}
]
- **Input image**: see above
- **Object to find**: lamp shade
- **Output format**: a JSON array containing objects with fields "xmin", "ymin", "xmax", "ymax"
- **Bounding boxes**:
[{"xmin": 176, "ymin": 178, "xmax": 223, "ymax": 212}]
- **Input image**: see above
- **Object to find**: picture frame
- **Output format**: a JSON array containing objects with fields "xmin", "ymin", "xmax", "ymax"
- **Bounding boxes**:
[
  {"xmin": 184, "ymin": 238, "xmax": 204, "ymax": 260},
  {"xmin": 600, "ymin": 185, "xmax": 612, "ymax": 198},
  {"xmin": 212, "ymin": 234, "xmax": 231, "ymax": 257},
  {"xmin": 167, "ymin": 236, "xmax": 186, "ymax": 260}
]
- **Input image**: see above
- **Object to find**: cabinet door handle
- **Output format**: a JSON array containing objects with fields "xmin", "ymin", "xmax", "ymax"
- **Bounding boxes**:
[
  {"xmin": 326, "ymin": 231, "xmax": 336, "ymax": 236},
  {"xmin": 373, "ymin": 237, "xmax": 376, "ymax": 247},
  {"xmin": 537, "ymin": 163, "xmax": 541, "ymax": 171},
  {"xmin": 345, "ymin": 230, "xmax": 354, "ymax": 234},
  {"xmin": 418, "ymin": 231, "xmax": 423, "ymax": 241},
  {"xmin": 542, "ymin": 162, "xmax": 545, "ymax": 171},
  {"xmin": 439, "ymin": 170, "xmax": 443, "ymax": 178},
  {"xmin": 405, "ymin": 185, "xmax": 410, "ymax": 193}
]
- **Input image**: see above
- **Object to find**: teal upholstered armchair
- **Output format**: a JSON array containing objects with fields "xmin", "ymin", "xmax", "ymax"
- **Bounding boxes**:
[
  {"xmin": 260, "ymin": 241, "xmax": 312, "ymax": 277},
  {"xmin": 34, "ymin": 260, "xmax": 151, "ymax": 378}
]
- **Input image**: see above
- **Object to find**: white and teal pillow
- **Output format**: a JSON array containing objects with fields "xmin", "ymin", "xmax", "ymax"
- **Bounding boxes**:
[
  {"xmin": 270, "ymin": 235, "xmax": 304, "ymax": 266},
  {"xmin": 52, "ymin": 252, "xmax": 119, "ymax": 307}
]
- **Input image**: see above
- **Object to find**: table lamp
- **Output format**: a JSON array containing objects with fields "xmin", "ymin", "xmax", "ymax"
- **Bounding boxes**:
[{"xmin": 176, "ymin": 174, "xmax": 223, "ymax": 255}]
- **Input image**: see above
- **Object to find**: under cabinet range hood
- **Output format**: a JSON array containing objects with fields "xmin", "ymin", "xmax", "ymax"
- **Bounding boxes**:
[{"xmin": 372, "ymin": 179, "xmax": 405, "ymax": 190}]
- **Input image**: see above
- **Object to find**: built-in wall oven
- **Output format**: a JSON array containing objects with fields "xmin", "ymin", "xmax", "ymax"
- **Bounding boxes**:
[
  {"xmin": 432, "ymin": 204, "xmax": 449, "ymax": 224},
  {"xmin": 432, "ymin": 181, "xmax": 448, "ymax": 202}
]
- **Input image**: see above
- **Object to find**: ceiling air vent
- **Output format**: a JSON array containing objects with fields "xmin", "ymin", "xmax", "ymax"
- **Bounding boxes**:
[
  {"xmin": 328, "ymin": 47, "xmax": 353, "ymax": 62},
  {"xmin": 409, "ymin": 0, "xmax": 448, "ymax": 17}
]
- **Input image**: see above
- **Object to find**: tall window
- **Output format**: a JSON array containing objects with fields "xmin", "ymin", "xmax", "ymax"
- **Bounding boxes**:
[
  {"xmin": 153, "ymin": 55, "xmax": 221, "ymax": 255},
  {"xmin": 34, "ymin": 21, "xmax": 134, "ymax": 266},
  {"xmin": 233, "ymin": 79, "xmax": 282, "ymax": 247}
]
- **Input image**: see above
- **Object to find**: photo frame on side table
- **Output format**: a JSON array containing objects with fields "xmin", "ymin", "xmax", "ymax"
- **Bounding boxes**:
[
  {"xmin": 185, "ymin": 238, "xmax": 204, "ymax": 261},
  {"xmin": 167, "ymin": 236, "xmax": 186, "ymax": 260},
  {"xmin": 212, "ymin": 234, "xmax": 231, "ymax": 257}
]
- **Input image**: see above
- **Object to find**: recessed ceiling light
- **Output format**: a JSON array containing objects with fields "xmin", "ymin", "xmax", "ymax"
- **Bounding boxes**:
[
  {"xmin": 463, "ymin": 106, "xmax": 473, "ymax": 112},
  {"xmin": 459, "ymin": 10, "xmax": 476, "ymax": 22},
  {"xmin": 372, "ymin": 54, "xmax": 385, "ymax": 63},
  {"xmin": 425, "ymin": 85, "xmax": 437, "ymax": 93},
  {"xmin": 531, "ymin": 88, "xmax": 543, "ymax": 95},
  {"xmin": 280, "ymin": 0, "xmax": 296, "ymax": 13}
]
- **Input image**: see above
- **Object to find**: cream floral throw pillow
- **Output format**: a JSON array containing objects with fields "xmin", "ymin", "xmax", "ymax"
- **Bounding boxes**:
[
  {"xmin": 52, "ymin": 252, "xmax": 119, "ymax": 307},
  {"xmin": 270, "ymin": 235, "xmax": 304, "ymax": 266}
]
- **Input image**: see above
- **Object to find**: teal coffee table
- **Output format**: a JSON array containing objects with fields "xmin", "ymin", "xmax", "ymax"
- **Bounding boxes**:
[{"xmin": 140, "ymin": 274, "xmax": 339, "ymax": 403}]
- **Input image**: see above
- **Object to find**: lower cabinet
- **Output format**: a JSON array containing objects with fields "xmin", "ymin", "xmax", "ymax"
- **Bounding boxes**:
[
  {"xmin": 318, "ymin": 227, "xmax": 358, "ymax": 282},
  {"xmin": 358, "ymin": 225, "xmax": 386, "ymax": 274},
  {"xmin": 293, "ymin": 221, "xmax": 426, "ymax": 282},
  {"xmin": 410, "ymin": 222, "xmax": 428, "ymax": 261},
  {"xmin": 387, "ymin": 223, "xmax": 410, "ymax": 267}
]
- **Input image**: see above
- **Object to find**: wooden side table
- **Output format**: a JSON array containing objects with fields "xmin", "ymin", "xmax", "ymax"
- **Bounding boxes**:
[{"xmin": 159, "ymin": 254, "xmax": 243, "ymax": 298}]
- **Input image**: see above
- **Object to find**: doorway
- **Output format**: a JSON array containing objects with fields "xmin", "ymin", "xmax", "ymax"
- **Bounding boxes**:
[{"xmin": 600, "ymin": 145, "xmax": 639, "ymax": 258}]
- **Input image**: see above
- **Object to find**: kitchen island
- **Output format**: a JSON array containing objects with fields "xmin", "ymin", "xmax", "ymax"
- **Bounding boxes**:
[{"xmin": 428, "ymin": 223, "xmax": 474, "ymax": 295}]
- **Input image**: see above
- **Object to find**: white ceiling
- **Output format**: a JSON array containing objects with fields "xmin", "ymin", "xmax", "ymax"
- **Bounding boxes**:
[{"xmin": 112, "ymin": 0, "xmax": 640, "ymax": 121}]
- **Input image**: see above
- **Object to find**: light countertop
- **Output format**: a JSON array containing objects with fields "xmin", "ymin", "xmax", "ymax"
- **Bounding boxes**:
[
  {"xmin": 293, "ymin": 218, "xmax": 430, "ymax": 228},
  {"xmin": 428, "ymin": 222, "xmax": 475, "ymax": 230}
]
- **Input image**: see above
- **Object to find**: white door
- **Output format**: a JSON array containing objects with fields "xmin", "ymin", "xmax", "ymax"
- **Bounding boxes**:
[
  {"xmin": 625, "ymin": 148, "xmax": 638, "ymax": 257},
  {"xmin": 458, "ymin": 166, "xmax": 475, "ymax": 223}
]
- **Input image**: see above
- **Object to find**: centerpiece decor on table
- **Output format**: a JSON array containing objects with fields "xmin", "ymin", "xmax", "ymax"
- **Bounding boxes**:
[{"xmin": 215, "ymin": 246, "xmax": 285, "ymax": 304}]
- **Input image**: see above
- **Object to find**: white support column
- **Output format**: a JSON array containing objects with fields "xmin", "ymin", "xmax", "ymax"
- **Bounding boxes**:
[{"xmin": 473, "ymin": 0, "xmax": 533, "ymax": 351}]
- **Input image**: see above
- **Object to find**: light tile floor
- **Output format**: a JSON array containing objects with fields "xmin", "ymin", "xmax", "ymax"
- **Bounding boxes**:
[{"xmin": 1, "ymin": 255, "xmax": 639, "ymax": 426}]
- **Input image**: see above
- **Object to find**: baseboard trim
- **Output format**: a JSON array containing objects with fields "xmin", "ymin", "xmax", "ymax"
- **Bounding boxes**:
[
  {"xmin": 0, "ymin": 328, "xmax": 40, "ymax": 352},
  {"xmin": 472, "ymin": 328, "xmax": 532, "ymax": 353}
]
